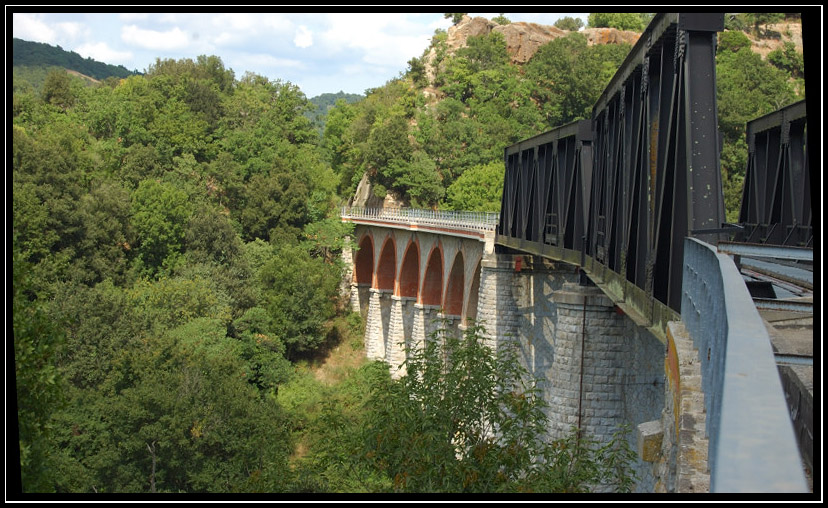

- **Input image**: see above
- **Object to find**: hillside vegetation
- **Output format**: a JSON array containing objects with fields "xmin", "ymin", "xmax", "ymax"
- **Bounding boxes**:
[
  {"xmin": 13, "ymin": 38, "xmax": 138, "ymax": 81},
  {"xmin": 12, "ymin": 12, "xmax": 805, "ymax": 494},
  {"xmin": 321, "ymin": 13, "xmax": 803, "ymax": 221}
]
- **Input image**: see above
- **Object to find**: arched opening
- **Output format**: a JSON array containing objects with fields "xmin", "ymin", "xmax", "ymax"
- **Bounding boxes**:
[
  {"xmin": 465, "ymin": 260, "xmax": 482, "ymax": 325},
  {"xmin": 354, "ymin": 234, "xmax": 374, "ymax": 285},
  {"xmin": 421, "ymin": 245, "xmax": 443, "ymax": 306},
  {"xmin": 398, "ymin": 241, "xmax": 420, "ymax": 298},
  {"xmin": 444, "ymin": 252, "xmax": 465, "ymax": 317},
  {"xmin": 376, "ymin": 237, "xmax": 396, "ymax": 291}
]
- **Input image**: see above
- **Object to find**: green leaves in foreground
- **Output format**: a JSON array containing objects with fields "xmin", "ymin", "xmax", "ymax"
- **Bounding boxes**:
[{"xmin": 360, "ymin": 322, "xmax": 638, "ymax": 493}]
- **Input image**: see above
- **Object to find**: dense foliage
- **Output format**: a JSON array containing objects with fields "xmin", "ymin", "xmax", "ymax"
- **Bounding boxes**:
[
  {"xmin": 12, "ymin": 13, "xmax": 806, "ymax": 495},
  {"xmin": 587, "ymin": 13, "xmax": 653, "ymax": 31},
  {"xmin": 324, "ymin": 30, "xmax": 632, "ymax": 207},
  {"xmin": 360, "ymin": 323, "xmax": 638, "ymax": 493},
  {"xmin": 12, "ymin": 54, "xmax": 349, "ymax": 494}
]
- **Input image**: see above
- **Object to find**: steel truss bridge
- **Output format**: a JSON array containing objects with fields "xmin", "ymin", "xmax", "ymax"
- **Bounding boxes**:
[{"xmin": 492, "ymin": 13, "xmax": 814, "ymax": 493}]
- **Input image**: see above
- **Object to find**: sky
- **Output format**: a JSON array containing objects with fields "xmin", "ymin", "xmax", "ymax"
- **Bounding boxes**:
[{"xmin": 10, "ymin": 10, "xmax": 590, "ymax": 98}]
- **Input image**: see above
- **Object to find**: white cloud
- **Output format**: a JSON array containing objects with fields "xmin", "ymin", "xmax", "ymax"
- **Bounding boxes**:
[
  {"xmin": 221, "ymin": 13, "xmax": 258, "ymax": 31},
  {"xmin": 119, "ymin": 13, "xmax": 150, "ymax": 23},
  {"xmin": 235, "ymin": 53, "xmax": 306, "ymax": 71},
  {"xmin": 54, "ymin": 21, "xmax": 89, "ymax": 41},
  {"xmin": 75, "ymin": 42, "xmax": 133, "ymax": 66},
  {"xmin": 13, "ymin": 13, "xmax": 58, "ymax": 43},
  {"xmin": 121, "ymin": 24, "xmax": 190, "ymax": 51},
  {"xmin": 318, "ymin": 13, "xmax": 434, "ymax": 67},
  {"xmin": 294, "ymin": 25, "xmax": 313, "ymax": 48}
]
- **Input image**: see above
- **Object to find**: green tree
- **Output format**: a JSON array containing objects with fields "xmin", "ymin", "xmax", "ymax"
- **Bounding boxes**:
[
  {"xmin": 13, "ymin": 246, "xmax": 66, "ymax": 492},
  {"xmin": 525, "ymin": 32, "xmax": 630, "ymax": 128},
  {"xmin": 554, "ymin": 16, "xmax": 584, "ymax": 31},
  {"xmin": 361, "ymin": 323, "xmax": 637, "ymax": 492},
  {"xmin": 716, "ymin": 42, "xmax": 798, "ymax": 145},
  {"xmin": 73, "ymin": 182, "xmax": 135, "ymax": 285},
  {"xmin": 767, "ymin": 41, "xmax": 804, "ymax": 78},
  {"xmin": 745, "ymin": 12, "xmax": 785, "ymax": 37},
  {"xmin": 445, "ymin": 160, "xmax": 504, "ymax": 212},
  {"xmin": 445, "ymin": 13, "xmax": 466, "ymax": 25},
  {"xmin": 718, "ymin": 30, "xmax": 753, "ymax": 53},
  {"xmin": 587, "ymin": 12, "xmax": 647, "ymax": 31},
  {"xmin": 231, "ymin": 307, "xmax": 293, "ymax": 395},
  {"xmin": 42, "ymin": 69, "xmax": 76, "ymax": 109},
  {"xmin": 184, "ymin": 204, "xmax": 242, "ymax": 265},
  {"xmin": 259, "ymin": 243, "xmax": 342, "ymax": 360},
  {"xmin": 52, "ymin": 317, "xmax": 294, "ymax": 493},
  {"xmin": 131, "ymin": 179, "xmax": 194, "ymax": 276},
  {"xmin": 492, "ymin": 13, "xmax": 511, "ymax": 25},
  {"xmin": 239, "ymin": 168, "xmax": 310, "ymax": 243}
]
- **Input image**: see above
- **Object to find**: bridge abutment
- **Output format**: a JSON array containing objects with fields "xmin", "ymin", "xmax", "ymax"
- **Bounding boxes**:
[{"xmin": 508, "ymin": 257, "xmax": 665, "ymax": 492}]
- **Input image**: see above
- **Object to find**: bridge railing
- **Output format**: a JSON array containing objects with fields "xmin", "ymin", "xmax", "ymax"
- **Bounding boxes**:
[
  {"xmin": 681, "ymin": 237, "xmax": 807, "ymax": 493},
  {"xmin": 341, "ymin": 206, "xmax": 499, "ymax": 232}
]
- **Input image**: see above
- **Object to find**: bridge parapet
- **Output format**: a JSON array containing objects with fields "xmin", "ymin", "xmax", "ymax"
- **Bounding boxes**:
[
  {"xmin": 341, "ymin": 206, "xmax": 499, "ymax": 234},
  {"xmin": 680, "ymin": 237, "xmax": 807, "ymax": 493}
]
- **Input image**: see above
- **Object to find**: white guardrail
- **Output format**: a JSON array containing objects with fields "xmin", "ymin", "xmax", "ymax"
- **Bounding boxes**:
[{"xmin": 340, "ymin": 206, "xmax": 499, "ymax": 233}]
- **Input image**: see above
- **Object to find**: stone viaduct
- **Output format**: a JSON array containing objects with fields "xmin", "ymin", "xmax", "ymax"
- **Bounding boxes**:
[{"xmin": 341, "ymin": 207, "xmax": 668, "ymax": 492}]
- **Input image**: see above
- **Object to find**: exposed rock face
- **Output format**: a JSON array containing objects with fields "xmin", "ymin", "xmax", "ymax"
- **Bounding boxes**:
[
  {"xmin": 446, "ymin": 15, "xmax": 496, "ymax": 51},
  {"xmin": 580, "ymin": 27, "xmax": 641, "ymax": 47},
  {"xmin": 493, "ymin": 22, "xmax": 569, "ymax": 63},
  {"xmin": 349, "ymin": 173, "xmax": 408, "ymax": 209},
  {"xmin": 439, "ymin": 15, "xmax": 640, "ymax": 67}
]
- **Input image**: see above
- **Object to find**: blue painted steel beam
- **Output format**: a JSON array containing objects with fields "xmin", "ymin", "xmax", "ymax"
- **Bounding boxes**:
[{"xmin": 717, "ymin": 241, "xmax": 813, "ymax": 261}]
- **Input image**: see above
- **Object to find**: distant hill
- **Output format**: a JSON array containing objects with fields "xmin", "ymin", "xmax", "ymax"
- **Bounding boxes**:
[
  {"xmin": 307, "ymin": 91, "xmax": 364, "ymax": 133},
  {"xmin": 12, "ymin": 38, "xmax": 139, "ymax": 81}
]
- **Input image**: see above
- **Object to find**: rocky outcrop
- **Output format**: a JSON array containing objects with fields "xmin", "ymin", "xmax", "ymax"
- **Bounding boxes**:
[
  {"xmin": 349, "ymin": 173, "xmax": 408, "ymax": 209},
  {"xmin": 580, "ymin": 27, "xmax": 641, "ymax": 47},
  {"xmin": 437, "ymin": 15, "xmax": 640, "ymax": 67},
  {"xmin": 493, "ymin": 22, "xmax": 569, "ymax": 63}
]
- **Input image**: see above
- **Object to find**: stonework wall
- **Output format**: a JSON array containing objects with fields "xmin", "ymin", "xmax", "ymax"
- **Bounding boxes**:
[
  {"xmin": 642, "ymin": 321, "xmax": 711, "ymax": 493},
  {"xmin": 621, "ymin": 321, "xmax": 666, "ymax": 493},
  {"xmin": 364, "ymin": 289, "xmax": 392, "ymax": 360},
  {"xmin": 475, "ymin": 253, "xmax": 521, "ymax": 352},
  {"xmin": 386, "ymin": 296, "xmax": 415, "ymax": 379},
  {"xmin": 507, "ymin": 257, "xmax": 667, "ymax": 493}
]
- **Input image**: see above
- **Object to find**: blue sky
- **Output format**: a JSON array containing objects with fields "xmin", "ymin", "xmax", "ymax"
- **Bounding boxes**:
[{"xmin": 11, "ymin": 11, "xmax": 589, "ymax": 98}]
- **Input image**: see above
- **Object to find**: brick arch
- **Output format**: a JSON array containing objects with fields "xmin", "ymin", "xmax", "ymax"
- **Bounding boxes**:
[
  {"xmin": 444, "ymin": 251, "xmax": 465, "ymax": 317},
  {"xmin": 421, "ymin": 243, "xmax": 443, "ymax": 306},
  {"xmin": 398, "ymin": 239, "xmax": 420, "ymax": 298},
  {"xmin": 354, "ymin": 233, "xmax": 374, "ymax": 285},
  {"xmin": 465, "ymin": 258, "xmax": 482, "ymax": 325},
  {"xmin": 375, "ymin": 235, "xmax": 397, "ymax": 291}
]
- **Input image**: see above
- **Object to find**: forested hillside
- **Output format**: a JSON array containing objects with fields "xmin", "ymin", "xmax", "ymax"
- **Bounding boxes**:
[
  {"xmin": 13, "ymin": 38, "xmax": 139, "ymax": 81},
  {"xmin": 325, "ymin": 12, "xmax": 804, "ymax": 219},
  {"xmin": 12, "ymin": 12, "xmax": 806, "ymax": 495}
]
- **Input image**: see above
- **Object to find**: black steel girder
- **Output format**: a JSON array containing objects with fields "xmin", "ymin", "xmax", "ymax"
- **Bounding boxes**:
[
  {"xmin": 738, "ymin": 100, "xmax": 812, "ymax": 248},
  {"xmin": 497, "ymin": 13, "xmax": 725, "ymax": 322}
]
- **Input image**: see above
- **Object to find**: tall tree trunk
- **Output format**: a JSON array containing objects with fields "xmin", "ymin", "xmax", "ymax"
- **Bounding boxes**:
[{"xmin": 147, "ymin": 441, "xmax": 157, "ymax": 493}]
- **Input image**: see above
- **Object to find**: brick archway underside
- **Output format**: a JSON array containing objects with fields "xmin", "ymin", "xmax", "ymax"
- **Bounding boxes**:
[
  {"xmin": 355, "ymin": 234, "xmax": 374, "ymax": 285},
  {"xmin": 444, "ymin": 252, "xmax": 464, "ymax": 316},
  {"xmin": 421, "ymin": 247, "xmax": 443, "ymax": 306},
  {"xmin": 376, "ymin": 238, "xmax": 396, "ymax": 290},
  {"xmin": 399, "ymin": 242, "xmax": 419, "ymax": 298}
]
